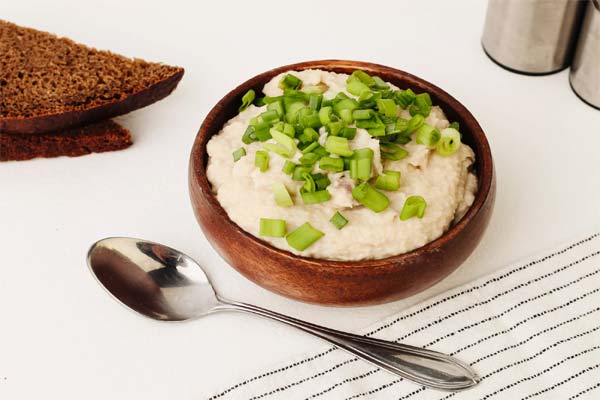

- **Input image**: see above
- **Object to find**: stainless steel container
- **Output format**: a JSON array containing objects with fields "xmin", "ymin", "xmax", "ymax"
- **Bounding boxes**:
[
  {"xmin": 482, "ymin": 0, "xmax": 586, "ymax": 75},
  {"xmin": 570, "ymin": 0, "xmax": 600, "ymax": 109}
]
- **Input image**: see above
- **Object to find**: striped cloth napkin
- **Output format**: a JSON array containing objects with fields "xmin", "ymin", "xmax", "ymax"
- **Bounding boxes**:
[{"xmin": 209, "ymin": 233, "xmax": 600, "ymax": 400}]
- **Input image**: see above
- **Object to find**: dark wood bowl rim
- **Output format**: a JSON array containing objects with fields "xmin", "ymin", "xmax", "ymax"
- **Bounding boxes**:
[{"xmin": 190, "ymin": 60, "xmax": 493, "ymax": 270}]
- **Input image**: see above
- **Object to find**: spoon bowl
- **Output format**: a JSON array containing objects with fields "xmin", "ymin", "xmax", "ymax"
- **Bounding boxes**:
[
  {"xmin": 87, "ymin": 237, "xmax": 219, "ymax": 321},
  {"xmin": 87, "ymin": 237, "xmax": 479, "ymax": 391}
]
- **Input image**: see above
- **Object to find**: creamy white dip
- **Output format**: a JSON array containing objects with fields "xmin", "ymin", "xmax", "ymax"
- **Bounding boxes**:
[{"xmin": 206, "ymin": 70, "xmax": 477, "ymax": 261}]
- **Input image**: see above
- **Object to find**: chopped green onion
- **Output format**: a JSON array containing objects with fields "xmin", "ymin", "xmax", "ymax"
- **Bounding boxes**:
[
  {"xmin": 346, "ymin": 75, "xmax": 371, "ymax": 96},
  {"xmin": 302, "ymin": 83, "xmax": 328, "ymax": 94},
  {"xmin": 319, "ymin": 156, "xmax": 344, "ymax": 172},
  {"xmin": 299, "ymin": 109, "xmax": 321, "ymax": 129},
  {"xmin": 404, "ymin": 114, "xmax": 425, "ymax": 135},
  {"xmin": 259, "ymin": 110, "xmax": 280, "ymax": 124},
  {"xmin": 319, "ymin": 106, "xmax": 334, "ymax": 125},
  {"xmin": 352, "ymin": 109, "xmax": 375, "ymax": 120},
  {"xmin": 333, "ymin": 98, "xmax": 358, "ymax": 116},
  {"xmin": 313, "ymin": 173, "xmax": 331, "ymax": 190},
  {"xmin": 409, "ymin": 93, "xmax": 432, "ymax": 117},
  {"xmin": 394, "ymin": 88, "xmax": 416, "ymax": 109},
  {"xmin": 330, "ymin": 212, "xmax": 348, "ymax": 230},
  {"xmin": 253, "ymin": 122, "xmax": 272, "ymax": 141},
  {"xmin": 269, "ymin": 128, "xmax": 298, "ymax": 158},
  {"xmin": 259, "ymin": 218, "xmax": 287, "ymax": 237},
  {"xmin": 300, "ymin": 172, "xmax": 316, "ymax": 192},
  {"xmin": 372, "ymin": 76, "xmax": 389, "ymax": 90},
  {"xmin": 340, "ymin": 127, "xmax": 357, "ymax": 140},
  {"xmin": 374, "ymin": 170, "xmax": 401, "ymax": 191},
  {"xmin": 308, "ymin": 94, "xmax": 322, "ymax": 111},
  {"xmin": 299, "ymin": 152, "xmax": 320, "ymax": 166},
  {"xmin": 326, "ymin": 121, "xmax": 344, "ymax": 136},
  {"xmin": 242, "ymin": 126, "xmax": 257, "ymax": 144},
  {"xmin": 301, "ymin": 141, "xmax": 319, "ymax": 154},
  {"xmin": 239, "ymin": 89, "xmax": 255, "ymax": 112},
  {"xmin": 313, "ymin": 145, "xmax": 329, "ymax": 158},
  {"xmin": 351, "ymin": 70, "xmax": 376, "ymax": 86},
  {"xmin": 415, "ymin": 124, "xmax": 441, "ymax": 148},
  {"xmin": 368, "ymin": 127, "xmax": 386, "ymax": 137},
  {"xmin": 349, "ymin": 148, "xmax": 373, "ymax": 180},
  {"xmin": 282, "ymin": 160, "xmax": 297, "ymax": 175},
  {"xmin": 279, "ymin": 74, "xmax": 302, "ymax": 90},
  {"xmin": 232, "ymin": 147, "xmax": 246, "ymax": 162},
  {"xmin": 271, "ymin": 183, "xmax": 293, "ymax": 207},
  {"xmin": 449, "ymin": 121, "xmax": 460, "ymax": 131},
  {"xmin": 292, "ymin": 166, "xmax": 313, "ymax": 181},
  {"xmin": 400, "ymin": 196, "xmax": 427, "ymax": 220},
  {"xmin": 299, "ymin": 128, "xmax": 320, "ymax": 144},
  {"xmin": 352, "ymin": 182, "xmax": 390, "ymax": 212},
  {"xmin": 325, "ymin": 136, "xmax": 354, "ymax": 157},
  {"xmin": 376, "ymin": 99, "xmax": 398, "ymax": 118},
  {"xmin": 436, "ymin": 128, "xmax": 462, "ymax": 156},
  {"xmin": 301, "ymin": 190, "xmax": 331, "ymax": 204},
  {"xmin": 339, "ymin": 109, "xmax": 354, "ymax": 124},
  {"xmin": 380, "ymin": 142, "xmax": 408, "ymax": 160},
  {"xmin": 266, "ymin": 99, "xmax": 284, "ymax": 117},
  {"xmin": 254, "ymin": 150, "xmax": 269, "ymax": 172},
  {"xmin": 286, "ymin": 222, "xmax": 324, "ymax": 251}
]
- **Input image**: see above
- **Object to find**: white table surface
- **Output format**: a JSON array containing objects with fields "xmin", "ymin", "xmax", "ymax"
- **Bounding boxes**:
[{"xmin": 1, "ymin": 0, "xmax": 599, "ymax": 398}]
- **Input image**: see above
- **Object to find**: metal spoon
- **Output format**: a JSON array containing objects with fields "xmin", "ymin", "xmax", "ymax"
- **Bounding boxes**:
[{"xmin": 87, "ymin": 237, "xmax": 479, "ymax": 391}]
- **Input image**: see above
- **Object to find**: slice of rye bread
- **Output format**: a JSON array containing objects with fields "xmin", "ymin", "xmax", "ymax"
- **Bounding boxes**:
[
  {"xmin": 0, "ymin": 20, "xmax": 184, "ymax": 135},
  {"xmin": 0, "ymin": 120, "xmax": 132, "ymax": 161}
]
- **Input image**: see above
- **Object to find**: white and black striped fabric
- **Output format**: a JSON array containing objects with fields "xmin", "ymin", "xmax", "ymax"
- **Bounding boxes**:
[{"xmin": 209, "ymin": 233, "xmax": 600, "ymax": 400}]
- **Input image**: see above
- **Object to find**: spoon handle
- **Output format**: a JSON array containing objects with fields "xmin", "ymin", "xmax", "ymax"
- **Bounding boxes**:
[{"xmin": 214, "ymin": 299, "xmax": 478, "ymax": 391}]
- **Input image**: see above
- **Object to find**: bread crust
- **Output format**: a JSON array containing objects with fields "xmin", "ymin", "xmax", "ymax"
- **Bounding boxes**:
[{"xmin": 0, "ymin": 69, "xmax": 183, "ymax": 135}]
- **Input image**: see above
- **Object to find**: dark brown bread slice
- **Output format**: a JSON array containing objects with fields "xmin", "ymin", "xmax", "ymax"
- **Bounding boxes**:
[
  {"xmin": 0, "ymin": 120, "xmax": 132, "ymax": 161},
  {"xmin": 0, "ymin": 20, "xmax": 184, "ymax": 134}
]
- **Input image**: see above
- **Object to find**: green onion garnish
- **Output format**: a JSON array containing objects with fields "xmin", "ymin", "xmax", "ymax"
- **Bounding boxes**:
[
  {"xmin": 368, "ymin": 127, "xmax": 386, "ymax": 137},
  {"xmin": 271, "ymin": 183, "xmax": 293, "ymax": 207},
  {"xmin": 340, "ymin": 127, "xmax": 357, "ymax": 140},
  {"xmin": 318, "ymin": 106, "xmax": 334, "ymax": 125},
  {"xmin": 286, "ymin": 222, "xmax": 324, "ymax": 251},
  {"xmin": 299, "ymin": 128, "xmax": 320, "ymax": 144},
  {"xmin": 319, "ymin": 156, "xmax": 344, "ymax": 172},
  {"xmin": 309, "ymin": 94, "xmax": 322, "ymax": 111},
  {"xmin": 279, "ymin": 74, "xmax": 302, "ymax": 90},
  {"xmin": 376, "ymin": 99, "xmax": 398, "ymax": 118},
  {"xmin": 330, "ymin": 212, "xmax": 348, "ymax": 230},
  {"xmin": 415, "ymin": 124, "xmax": 441, "ymax": 148},
  {"xmin": 449, "ymin": 121, "xmax": 460, "ymax": 131},
  {"xmin": 312, "ymin": 173, "xmax": 331, "ymax": 190},
  {"xmin": 299, "ymin": 152, "xmax": 320, "ymax": 166},
  {"xmin": 239, "ymin": 89, "xmax": 255, "ymax": 112},
  {"xmin": 253, "ymin": 122, "xmax": 272, "ymax": 141},
  {"xmin": 268, "ymin": 128, "xmax": 298, "ymax": 158},
  {"xmin": 339, "ymin": 109, "xmax": 354, "ymax": 124},
  {"xmin": 351, "ymin": 182, "xmax": 390, "ymax": 212},
  {"xmin": 349, "ymin": 148, "xmax": 374, "ymax": 180},
  {"xmin": 242, "ymin": 126, "xmax": 257, "ymax": 144},
  {"xmin": 232, "ymin": 147, "xmax": 246, "ymax": 162},
  {"xmin": 374, "ymin": 170, "xmax": 401, "ymax": 191},
  {"xmin": 326, "ymin": 121, "xmax": 344, "ymax": 136},
  {"xmin": 394, "ymin": 88, "xmax": 416, "ymax": 109},
  {"xmin": 436, "ymin": 128, "xmax": 462, "ymax": 156},
  {"xmin": 301, "ymin": 141, "xmax": 319, "ymax": 154},
  {"xmin": 372, "ymin": 76, "xmax": 389, "ymax": 90},
  {"xmin": 409, "ymin": 93, "xmax": 432, "ymax": 117},
  {"xmin": 351, "ymin": 70, "xmax": 376, "ymax": 86},
  {"xmin": 282, "ymin": 160, "xmax": 297, "ymax": 175},
  {"xmin": 352, "ymin": 109, "xmax": 375, "ymax": 120},
  {"xmin": 254, "ymin": 150, "xmax": 269, "ymax": 172},
  {"xmin": 325, "ymin": 136, "xmax": 354, "ymax": 157},
  {"xmin": 380, "ymin": 143, "xmax": 409, "ymax": 161},
  {"xmin": 400, "ymin": 195, "xmax": 427, "ymax": 220},
  {"xmin": 301, "ymin": 190, "xmax": 331, "ymax": 204},
  {"xmin": 404, "ymin": 114, "xmax": 425, "ymax": 135},
  {"xmin": 267, "ymin": 99, "xmax": 284, "ymax": 117},
  {"xmin": 259, "ymin": 218, "xmax": 287, "ymax": 237},
  {"xmin": 292, "ymin": 166, "xmax": 313, "ymax": 181},
  {"xmin": 346, "ymin": 75, "xmax": 371, "ymax": 96}
]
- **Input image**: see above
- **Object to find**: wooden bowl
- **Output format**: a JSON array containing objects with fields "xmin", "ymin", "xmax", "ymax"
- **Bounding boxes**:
[{"xmin": 189, "ymin": 60, "xmax": 495, "ymax": 305}]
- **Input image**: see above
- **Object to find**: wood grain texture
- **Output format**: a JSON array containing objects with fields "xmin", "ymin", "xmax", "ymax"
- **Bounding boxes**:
[{"xmin": 189, "ymin": 60, "xmax": 496, "ymax": 305}]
